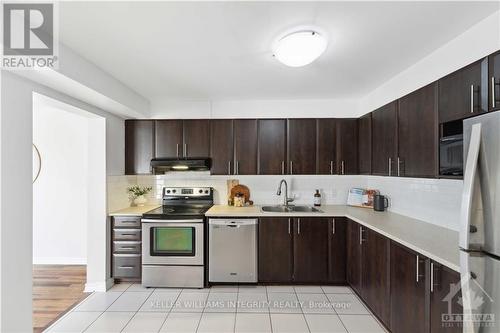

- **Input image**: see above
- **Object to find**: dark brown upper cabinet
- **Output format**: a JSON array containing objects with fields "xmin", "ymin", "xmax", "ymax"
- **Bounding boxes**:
[
  {"xmin": 317, "ymin": 119, "xmax": 337, "ymax": 174},
  {"xmin": 398, "ymin": 83, "xmax": 438, "ymax": 178},
  {"xmin": 288, "ymin": 119, "xmax": 316, "ymax": 174},
  {"xmin": 439, "ymin": 58, "xmax": 488, "ymax": 123},
  {"xmin": 210, "ymin": 120, "xmax": 233, "ymax": 175},
  {"xmin": 358, "ymin": 113, "xmax": 372, "ymax": 175},
  {"xmin": 328, "ymin": 217, "xmax": 347, "ymax": 284},
  {"xmin": 293, "ymin": 217, "xmax": 329, "ymax": 283},
  {"xmin": 233, "ymin": 119, "xmax": 258, "ymax": 175},
  {"xmin": 155, "ymin": 120, "xmax": 183, "ymax": 158},
  {"xmin": 183, "ymin": 120, "xmax": 210, "ymax": 158},
  {"xmin": 361, "ymin": 228, "xmax": 391, "ymax": 329},
  {"xmin": 336, "ymin": 119, "xmax": 358, "ymax": 175},
  {"xmin": 489, "ymin": 51, "xmax": 500, "ymax": 111},
  {"xmin": 391, "ymin": 241, "xmax": 428, "ymax": 333},
  {"xmin": 372, "ymin": 101, "xmax": 398, "ymax": 176},
  {"xmin": 125, "ymin": 120, "xmax": 155, "ymax": 175},
  {"xmin": 258, "ymin": 217, "xmax": 293, "ymax": 283},
  {"xmin": 258, "ymin": 119, "xmax": 287, "ymax": 175}
]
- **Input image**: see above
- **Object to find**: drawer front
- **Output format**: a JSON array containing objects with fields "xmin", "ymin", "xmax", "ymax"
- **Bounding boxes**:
[
  {"xmin": 113, "ymin": 216, "xmax": 141, "ymax": 228},
  {"xmin": 113, "ymin": 229, "xmax": 141, "ymax": 241},
  {"xmin": 113, "ymin": 254, "xmax": 141, "ymax": 278},
  {"xmin": 113, "ymin": 241, "xmax": 141, "ymax": 254}
]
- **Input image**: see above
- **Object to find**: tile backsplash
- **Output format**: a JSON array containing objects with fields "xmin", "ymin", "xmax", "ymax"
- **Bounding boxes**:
[{"xmin": 107, "ymin": 173, "xmax": 463, "ymax": 231}]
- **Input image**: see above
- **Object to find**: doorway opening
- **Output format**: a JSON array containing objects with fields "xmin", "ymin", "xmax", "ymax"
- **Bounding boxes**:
[{"xmin": 32, "ymin": 93, "xmax": 106, "ymax": 332}]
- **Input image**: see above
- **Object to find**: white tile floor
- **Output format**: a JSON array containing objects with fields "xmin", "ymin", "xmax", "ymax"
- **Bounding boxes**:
[{"xmin": 45, "ymin": 283, "xmax": 388, "ymax": 333}]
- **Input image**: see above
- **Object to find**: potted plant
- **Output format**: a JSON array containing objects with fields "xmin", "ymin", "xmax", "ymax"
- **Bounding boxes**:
[{"xmin": 127, "ymin": 185, "xmax": 152, "ymax": 207}]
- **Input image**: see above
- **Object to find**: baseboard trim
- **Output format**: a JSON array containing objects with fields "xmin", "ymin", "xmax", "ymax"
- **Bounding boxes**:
[
  {"xmin": 33, "ymin": 257, "xmax": 87, "ymax": 265},
  {"xmin": 85, "ymin": 278, "xmax": 114, "ymax": 293}
]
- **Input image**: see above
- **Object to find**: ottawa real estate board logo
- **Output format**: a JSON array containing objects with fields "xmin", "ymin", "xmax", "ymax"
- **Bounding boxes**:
[{"xmin": 1, "ymin": 2, "xmax": 58, "ymax": 69}]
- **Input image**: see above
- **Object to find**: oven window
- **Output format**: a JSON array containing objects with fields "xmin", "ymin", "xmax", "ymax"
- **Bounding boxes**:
[{"xmin": 151, "ymin": 227, "xmax": 195, "ymax": 256}]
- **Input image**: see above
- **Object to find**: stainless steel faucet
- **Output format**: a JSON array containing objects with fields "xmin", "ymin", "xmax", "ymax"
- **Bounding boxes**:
[{"xmin": 277, "ymin": 179, "xmax": 294, "ymax": 206}]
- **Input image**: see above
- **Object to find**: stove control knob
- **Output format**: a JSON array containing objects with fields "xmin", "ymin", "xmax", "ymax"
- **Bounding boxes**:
[
  {"xmin": 166, "ymin": 190, "xmax": 171, "ymax": 194},
  {"xmin": 172, "ymin": 189, "xmax": 176, "ymax": 193},
  {"xmin": 198, "ymin": 189, "xmax": 202, "ymax": 193}
]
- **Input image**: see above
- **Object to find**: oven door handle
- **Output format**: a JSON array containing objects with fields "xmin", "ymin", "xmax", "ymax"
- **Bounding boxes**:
[{"xmin": 141, "ymin": 219, "xmax": 204, "ymax": 223}]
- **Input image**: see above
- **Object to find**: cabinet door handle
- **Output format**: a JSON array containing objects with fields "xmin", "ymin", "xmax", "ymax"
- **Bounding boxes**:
[
  {"xmin": 397, "ymin": 157, "xmax": 401, "ymax": 177},
  {"xmin": 290, "ymin": 161, "xmax": 293, "ymax": 175},
  {"xmin": 297, "ymin": 218, "xmax": 301, "ymax": 235},
  {"xmin": 430, "ymin": 262, "xmax": 434, "ymax": 293},
  {"xmin": 470, "ymin": 84, "xmax": 475, "ymax": 113},
  {"xmin": 388, "ymin": 157, "xmax": 392, "ymax": 176},
  {"xmin": 183, "ymin": 144, "xmax": 187, "ymax": 157},
  {"xmin": 282, "ymin": 161, "xmax": 285, "ymax": 175},
  {"xmin": 341, "ymin": 161, "xmax": 345, "ymax": 175},
  {"xmin": 330, "ymin": 161, "xmax": 334, "ymax": 175},
  {"xmin": 235, "ymin": 161, "xmax": 239, "ymax": 175},
  {"xmin": 492, "ymin": 76, "xmax": 497, "ymax": 109},
  {"xmin": 332, "ymin": 219, "xmax": 335, "ymax": 235},
  {"xmin": 359, "ymin": 226, "xmax": 365, "ymax": 245},
  {"xmin": 288, "ymin": 218, "xmax": 291, "ymax": 235},
  {"xmin": 416, "ymin": 255, "xmax": 425, "ymax": 283},
  {"xmin": 176, "ymin": 144, "xmax": 179, "ymax": 158}
]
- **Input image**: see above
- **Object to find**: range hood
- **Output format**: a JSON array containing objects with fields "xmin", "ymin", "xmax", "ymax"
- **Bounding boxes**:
[{"xmin": 150, "ymin": 158, "xmax": 211, "ymax": 173}]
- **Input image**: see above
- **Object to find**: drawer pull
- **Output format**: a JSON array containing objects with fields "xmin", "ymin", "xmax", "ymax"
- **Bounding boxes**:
[
  {"xmin": 119, "ymin": 266, "xmax": 135, "ymax": 269},
  {"xmin": 120, "ymin": 246, "xmax": 137, "ymax": 249},
  {"xmin": 121, "ymin": 233, "xmax": 137, "ymax": 236}
]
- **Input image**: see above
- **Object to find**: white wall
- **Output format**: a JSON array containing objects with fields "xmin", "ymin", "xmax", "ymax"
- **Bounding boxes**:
[
  {"xmin": 33, "ymin": 101, "xmax": 89, "ymax": 264},
  {"xmin": 151, "ymin": 98, "xmax": 360, "ymax": 119},
  {"xmin": 359, "ymin": 10, "xmax": 500, "ymax": 115}
]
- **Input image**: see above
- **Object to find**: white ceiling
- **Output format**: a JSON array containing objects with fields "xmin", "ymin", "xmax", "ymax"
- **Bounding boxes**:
[{"xmin": 59, "ymin": 1, "xmax": 498, "ymax": 102}]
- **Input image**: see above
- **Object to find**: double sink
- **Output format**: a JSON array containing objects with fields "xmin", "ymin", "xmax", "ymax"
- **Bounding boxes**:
[{"xmin": 261, "ymin": 205, "xmax": 323, "ymax": 213}]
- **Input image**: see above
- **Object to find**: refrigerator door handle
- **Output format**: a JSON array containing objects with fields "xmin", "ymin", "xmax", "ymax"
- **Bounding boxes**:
[{"xmin": 460, "ymin": 123, "xmax": 481, "ymax": 250}]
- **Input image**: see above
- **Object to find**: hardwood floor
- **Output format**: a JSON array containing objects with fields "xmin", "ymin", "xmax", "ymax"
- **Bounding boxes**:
[{"xmin": 33, "ymin": 265, "xmax": 89, "ymax": 333}]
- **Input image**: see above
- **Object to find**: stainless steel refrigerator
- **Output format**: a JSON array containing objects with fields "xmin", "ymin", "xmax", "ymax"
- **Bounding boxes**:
[{"xmin": 460, "ymin": 111, "xmax": 500, "ymax": 333}]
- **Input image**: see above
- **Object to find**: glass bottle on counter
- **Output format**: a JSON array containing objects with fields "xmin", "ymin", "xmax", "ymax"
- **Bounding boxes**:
[{"xmin": 314, "ymin": 189, "xmax": 321, "ymax": 206}]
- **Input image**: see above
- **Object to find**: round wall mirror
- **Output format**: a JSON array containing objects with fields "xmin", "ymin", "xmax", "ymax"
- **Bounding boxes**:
[{"xmin": 33, "ymin": 144, "xmax": 41, "ymax": 183}]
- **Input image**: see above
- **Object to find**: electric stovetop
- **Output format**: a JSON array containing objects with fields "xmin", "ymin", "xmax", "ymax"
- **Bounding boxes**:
[{"xmin": 142, "ymin": 205, "xmax": 212, "ymax": 219}]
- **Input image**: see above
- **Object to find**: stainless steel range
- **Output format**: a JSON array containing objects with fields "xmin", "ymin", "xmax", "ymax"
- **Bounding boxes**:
[{"xmin": 141, "ymin": 187, "xmax": 213, "ymax": 288}]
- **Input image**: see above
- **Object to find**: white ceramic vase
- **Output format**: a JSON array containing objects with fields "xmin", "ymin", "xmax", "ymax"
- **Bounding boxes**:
[{"xmin": 134, "ymin": 195, "xmax": 147, "ymax": 207}]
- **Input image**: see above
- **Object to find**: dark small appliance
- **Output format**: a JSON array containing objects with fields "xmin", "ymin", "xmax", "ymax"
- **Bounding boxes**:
[{"xmin": 373, "ymin": 194, "xmax": 389, "ymax": 212}]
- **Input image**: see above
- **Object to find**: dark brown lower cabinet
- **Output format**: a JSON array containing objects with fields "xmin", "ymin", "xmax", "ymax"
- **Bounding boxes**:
[
  {"xmin": 293, "ymin": 217, "xmax": 328, "ymax": 283},
  {"xmin": 259, "ymin": 217, "xmax": 338, "ymax": 283},
  {"xmin": 430, "ymin": 262, "xmax": 462, "ymax": 333},
  {"xmin": 258, "ymin": 217, "xmax": 293, "ymax": 282},
  {"xmin": 328, "ymin": 217, "xmax": 347, "ymax": 283},
  {"xmin": 391, "ymin": 241, "xmax": 428, "ymax": 333},
  {"xmin": 361, "ymin": 228, "xmax": 391, "ymax": 328},
  {"xmin": 346, "ymin": 220, "xmax": 362, "ymax": 295}
]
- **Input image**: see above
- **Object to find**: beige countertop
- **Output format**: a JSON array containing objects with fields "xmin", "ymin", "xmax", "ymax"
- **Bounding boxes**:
[
  {"xmin": 205, "ymin": 204, "xmax": 460, "ymax": 272},
  {"xmin": 109, "ymin": 205, "xmax": 161, "ymax": 216}
]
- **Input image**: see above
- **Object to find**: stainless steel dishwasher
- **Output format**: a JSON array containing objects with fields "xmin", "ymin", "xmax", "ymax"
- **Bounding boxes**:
[{"xmin": 208, "ymin": 218, "xmax": 258, "ymax": 283}]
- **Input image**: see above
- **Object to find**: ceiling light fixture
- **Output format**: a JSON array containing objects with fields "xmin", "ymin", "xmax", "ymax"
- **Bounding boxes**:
[{"xmin": 272, "ymin": 27, "xmax": 327, "ymax": 67}]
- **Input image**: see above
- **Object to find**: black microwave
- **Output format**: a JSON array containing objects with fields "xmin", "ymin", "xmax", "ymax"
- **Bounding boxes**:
[{"xmin": 439, "ymin": 134, "xmax": 463, "ymax": 176}]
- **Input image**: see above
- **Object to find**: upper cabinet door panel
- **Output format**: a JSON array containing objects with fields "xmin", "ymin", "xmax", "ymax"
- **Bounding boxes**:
[
  {"xmin": 125, "ymin": 120, "xmax": 154, "ymax": 175},
  {"xmin": 234, "ymin": 119, "xmax": 258, "ymax": 175},
  {"xmin": 288, "ymin": 119, "xmax": 317, "ymax": 174},
  {"xmin": 183, "ymin": 120, "xmax": 210, "ymax": 158},
  {"xmin": 258, "ymin": 119, "xmax": 286, "ymax": 175},
  {"xmin": 210, "ymin": 120, "xmax": 233, "ymax": 175},
  {"xmin": 439, "ymin": 58, "xmax": 488, "ymax": 123},
  {"xmin": 155, "ymin": 120, "xmax": 183, "ymax": 158},
  {"xmin": 371, "ymin": 102, "xmax": 398, "ymax": 176},
  {"xmin": 317, "ymin": 119, "xmax": 337, "ymax": 175},
  {"xmin": 336, "ymin": 119, "xmax": 358, "ymax": 175},
  {"xmin": 398, "ymin": 83, "xmax": 438, "ymax": 178},
  {"xmin": 358, "ymin": 113, "xmax": 372, "ymax": 175},
  {"xmin": 489, "ymin": 51, "xmax": 500, "ymax": 111}
]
